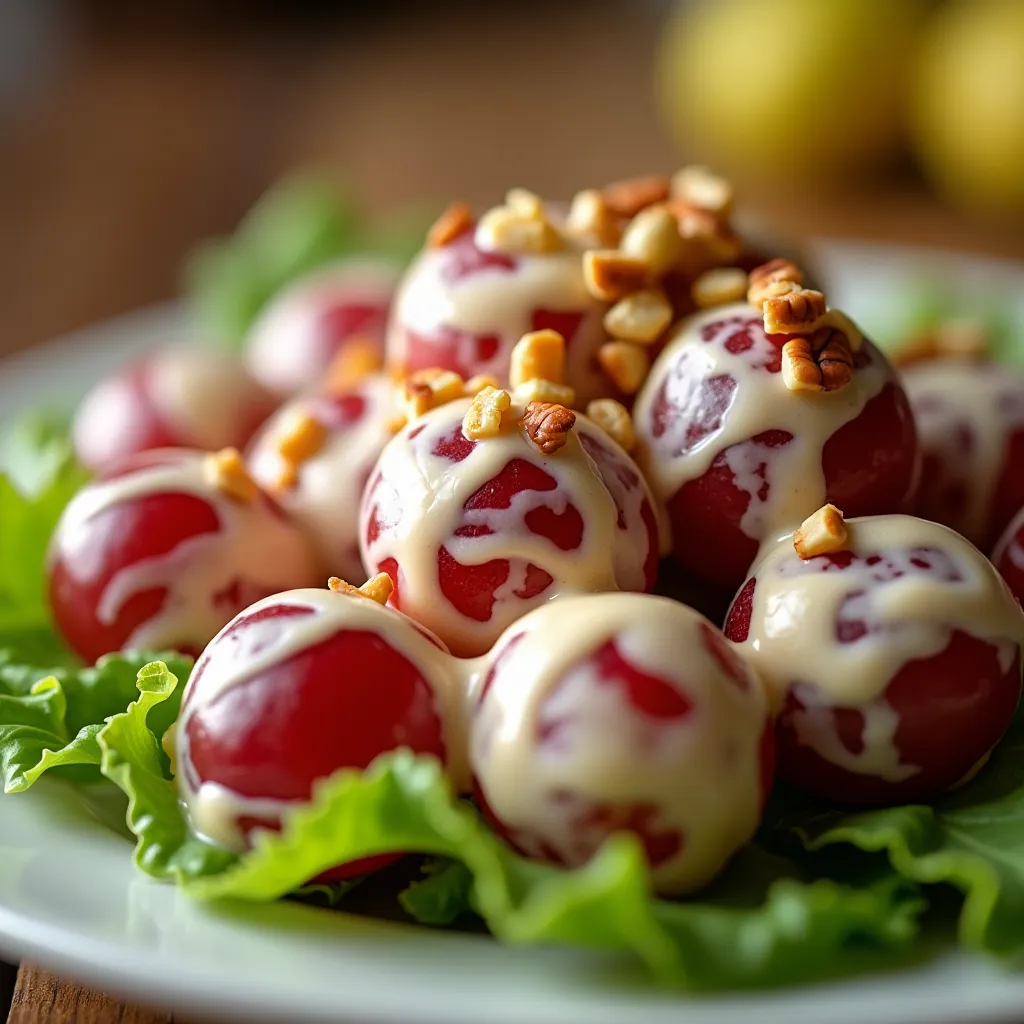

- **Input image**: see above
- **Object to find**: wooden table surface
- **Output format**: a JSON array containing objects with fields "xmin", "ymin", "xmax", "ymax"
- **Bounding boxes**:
[{"xmin": 1, "ymin": 2, "xmax": 1022, "ymax": 1020}]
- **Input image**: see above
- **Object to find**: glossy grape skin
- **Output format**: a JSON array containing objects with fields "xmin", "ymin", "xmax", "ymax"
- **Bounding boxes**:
[
  {"xmin": 178, "ymin": 595, "xmax": 450, "ymax": 879},
  {"xmin": 993, "ymin": 505, "xmax": 1024, "ymax": 604},
  {"xmin": 725, "ymin": 542, "xmax": 1023, "ymax": 805},
  {"xmin": 469, "ymin": 595, "xmax": 771, "ymax": 895},
  {"xmin": 48, "ymin": 449, "xmax": 319, "ymax": 664},
  {"xmin": 72, "ymin": 347, "xmax": 277, "ymax": 473},
  {"xmin": 635, "ymin": 307, "xmax": 919, "ymax": 593}
]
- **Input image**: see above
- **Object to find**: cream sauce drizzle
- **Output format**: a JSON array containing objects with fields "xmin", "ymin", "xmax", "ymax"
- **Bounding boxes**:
[
  {"xmin": 249, "ymin": 374, "xmax": 398, "ymax": 580},
  {"xmin": 176, "ymin": 588, "xmax": 459, "ymax": 850},
  {"xmin": 902, "ymin": 360, "xmax": 1024, "ymax": 546},
  {"xmin": 50, "ymin": 452, "xmax": 319, "ymax": 653},
  {"xmin": 736, "ymin": 515, "xmax": 1024, "ymax": 780},
  {"xmin": 359, "ymin": 397, "xmax": 656, "ymax": 655},
  {"xmin": 390, "ymin": 238, "xmax": 611, "ymax": 404},
  {"xmin": 633, "ymin": 302, "xmax": 892, "ymax": 546},
  {"xmin": 470, "ymin": 593, "xmax": 767, "ymax": 894}
]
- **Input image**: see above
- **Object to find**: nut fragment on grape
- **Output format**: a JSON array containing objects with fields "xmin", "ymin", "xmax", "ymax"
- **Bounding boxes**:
[
  {"xmin": 464, "ymin": 374, "xmax": 501, "ymax": 396},
  {"xmin": 326, "ymin": 339, "xmax": 381, "ymax": 394},
  {"xmin": 269, "ymin": 411, "xmax": 329, "ymax": 490},
  {"xmin": 510, "ymin": 329, "xmax": 566, "ymax": 388},
  {"xmin": 598, "ymin": 341, "xmax": 650, "ymax": 395},
  {"xmin": 522, "ymin": 401, "xmax": 576, "ymax": 454},
  {"xmin": 670, "ymin": 166, "xmax": 733, "ymax": 215},
  {"xmin": 565, "ymin": 189, "xmax": 621, "ymax": 247},
  {"xmin": 586, "ymin": 398, "xmax": 636, "ymax": 452},
  {"xmin": 763, "ymin": 289, "xmax": 828, "ymax": 335},
  {"xmin": 747, "ymin": 258, "xmax": 805, "ymax": 308},
  {"xmin": 793, "ymin": 504, "xmax": 848, "ymax": 559},
  {"xmin": 619, "ymin": 205, "xmax": 685, "ymax": 277},
  {"xmin": 782, "ymin": 329, "xmax": 854, "ymax": 392},
  {"xmin": 601, "ymin": 173, "xmax": 670, "ymax": 218},
  {"xmin": 205, "ymin": 448, "xmax": 258, "ymax": 503},
  {"xmin": 603, "ymin": 289, "xmax": 673, "ymax": 344},
  {"xmin": 583, "ymin": 249, "xmax": 651, "ymax": 301},
  {"xmin": 403, "ymin": 368, "xmax": 466, "ymax": 419},
  {"xmin": 328, "ymin": 572, "xmax": 395, "ymax": 605},
  {"xmin": 505, "ymin": 187, "xmax": 544, "ymax": 220},
  {"xmin": 463, "ymin": 385, "xmax": 512, "ymax": 439},
  {"xmin": 511, "ymin": 378, "xmax": 576, "ymax": 408},
  {"xmin": 427, "ymin": 200, "xmax": 474, "ymax": 249},
  {"xmin": 476, "ymin": 204, "xmax": 561, "ymax": 255},
  {"xmin": 691, "ymin": 267, "xmax": 749, "ymax": 309}
]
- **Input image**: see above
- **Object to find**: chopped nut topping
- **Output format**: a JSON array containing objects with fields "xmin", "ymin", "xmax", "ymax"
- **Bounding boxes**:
[
  {"xmin": 326, "ymin": 339, "xmax": 382, "ymax": 394},
  {"xmin": 505, "ymin": 187, "xmax": 544, "ymax": 219},
  {"xmin": 747, "ymin": 258, "xmax": 804, "ymax": 307},
  {"xmin": 794, "ymin": 504, "xmax": 848, "ymax": 559},
  {"xmin": 464, "ymin": 373, "xmax": 501, "ymax": 396},
  {"xmin": 782, "ymin": 328, "xmax": 854, "ymax": 392},
  {"xmin": 670, "ymin": 166, "xmax": 733, "ymax": 215},
  {"xmin": 427, "ymin": 200, "xmax": 474, "ymax": 249},
  {"xmin": 763, "ymin": 289, "xmax": 828, "ymax": 335},
  {"xmin": 385, "ymin": 412, "xmax": 409, "ymax": 434},
  {"xmin": 691, "ymin": 267, "xmax": 749, "ymax": 309},
  {"xmin": 268, "ymin": 411, "xmax": 329, "ymax": 491},
  {"xmin": 598, "ymin": 341, "xmax": 650, "ymax": 395},
  {"xmin": 586, "ymin": 398, "xmax": 636, "ymax": 452},
  {"xmin": 583, "ymin": 249, "xmax": 651, "ymax": 301},
  {"xmin": 403, "ymin": 368, "xmax": 466, "ymax": 419},
  {"xmin": 522, "ymin": 401, "xmax": 576, "ymax": 454},
  {"xmin": 205, "ymin": 448, "xmax": 258, "ymax": 502},
  {"xmin": 619, "ymin": 205, "xmax": 686, "ymax": 277},
  {"xmin": 463, "ymin": 385, "xmax": 512, "ymax": 439},
  {"xmin": 511, "ymin": 378, "xmax": 577, "ymax": 408},
  {"xmin": 328, "ymin": 572, "xmax": 395, "ymax": 605},
  {"xmin": 603, "ymin": 288, "xmax": 673, "ymax": 344},
  {"xmin": 565, "ymin": 189, "xmax": 622, "ymax": 248},
  {"xmin": 670, "ymin": 203, "xmax": 743, "ymax": 269},
  {"xmin": 893, "ymin": 318, "xmax": 989, "ymax": 367},
  {"xmin": 509, "ymin": 329, "xmax": 566, "ymax": 388},
  {"xmin": 476, "ymin": 205, "xmax": 561, "ymax": 255},
  {"xmin": 601, "ymin": 174, "xmax": 670, "ymax": 218}
]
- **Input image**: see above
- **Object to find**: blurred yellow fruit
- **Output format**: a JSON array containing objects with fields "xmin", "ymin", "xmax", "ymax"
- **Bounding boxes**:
[
  {"xmin": 911, "ymin": 0, "xmax": 1024, "ymax": 216},
  {"xmin": 657, "ymin": 0, "xmax": 927, "ymax": 182}
]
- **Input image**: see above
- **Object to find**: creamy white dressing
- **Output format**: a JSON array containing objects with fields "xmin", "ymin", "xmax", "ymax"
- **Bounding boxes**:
[
  {"xmin": 633, "ymin": 302, "xmax": 892, "ymax": 547},
  {"xmin": 359, "ymin": 397, "xmax": 656, "ymax": 655},
  {"xmin": 246, "ymin": 258, "xmax": 399, "ymax": 396},
  {"xmin": 389, "ymin": 239, "xmax": 612, "ymax": 405},
  {"xmin": 735, "ymin": 515, "xmax": 1024, "ymax": 779},
  {"xmin": 470, "ymin": 593, "xmax": 767, "ymax": 894},
  {"xmin": 902, "ymin": 360, "xmax": 1024, "ymax": 546},
  {"xmin": 176, "ymin": 587, "xmax": 459, "ymax": 851},
  {"xmin": 50, "ymin": 452, "xmax": 319, "ymax": 653},
  {"xmin": 248, "ymin": 374, "xmax": 398, "ymax": 580}
]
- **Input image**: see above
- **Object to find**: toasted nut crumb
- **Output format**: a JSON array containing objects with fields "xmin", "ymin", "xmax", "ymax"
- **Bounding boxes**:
[
  {"xmin": 326, "ymin": 339, "xmax": 382, "ymax": 394},
  {"xmin": 476, "ymin": 206, "xmax": 561, "ymax": 255},
  {"xmin": 403, "ymin": 368, "xmax": 466, "ymax": 419},
  {"xmin": 747, "ymin": 258, "xmax": 804, "ymax": 307},
  {"xmin": 603, "ymin": 288, "xmax": 673, "ymax": 344},
  {"xmin": 763, "ymin": 289, "xmax": 827, "ymax": 335},
  {"xmin": 893, "ymin": 318, "xmax": 988, "ymax": 367},
  {"xmin": 670, "ymin": 166, "xmax": 733, "ymax": 214},
  {"xmin": 565, "ymin": 189, "xmax": 622, "ymax": 247},
  {"xmin": 505, "ymin": 187, "xmax": 544, "ymax": 219},
  {"xmin": 205, "ymin": 448, "xmax": 258, "ymax": 502},
  {"xmin": 670, "ymin": 203, "xmax": 744, "ymax": 269},
  {"xmin": 522, "ymin": 401, "xmax": 576, "ymax": 454},
  {"xmin": 385, "ymin": 412, "xmax": 408, "ymax": 434},
  {"xmin": 511, "ymin": 378, "xmax": 577, "ymax": 407},
  {"xmin": 794, "ymin": 504, "xmax": 848, "ymax": 559},
  {"xmin": 276, "ymin": 411, "xmax": 328, "ymax": 466},
  {"xmin": 598, "ymin": 341, "xmax": 650, "ymax": 395},
  {"xmin": 691, "ymin": 267, "xmax": 749, "ymax": 309},
  {"xmin": 586, "ymin": 398, "xmax": 636, "ymax": 452},
  {"xmin": 619, "ymin": 205, "xmax": 686, "ymax": 276},
  {"xmin": 427, "ymin": 201, "xmax": 473, "ymax": 249},
  {"xmin": 328, "ymin": 572, "xmax": 395, "ymax": 605},
  {"xmin": 510, "ymin": 329, "xmax": 566, "ymax": 388},
  {"xmin": 463, "ymin": 386, "xmax": 512, "ymax": 439},
  {"xmin": 602, "ymin": 174, "xmax": 670, "ymax": 218},
  {"xmin": 583, "ymin": 249, "xmax": 651, "ymax": 301},
  {"xmin": 464, "ymin": 374, "xmax": 501, "ymax": 396},
  {"xmin": 782, "ymin": 329, "xmax": 854, "ymax": 392}
]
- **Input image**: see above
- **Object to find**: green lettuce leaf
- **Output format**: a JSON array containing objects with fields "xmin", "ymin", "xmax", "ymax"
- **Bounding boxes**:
[
  {"xmin": 0, "ymin": 416, "xmax": 88, "ymax": 665},
  {"xmin": 185, "ymin": 174, "xmax": 425, "ymax": 345},
  {"xmin": 777, "ymin": 714, "xmax": 1024, "ymax": 959},
  {"xmin": 0, "ymin": 651, "xmax": 192, "ymax": 793}
]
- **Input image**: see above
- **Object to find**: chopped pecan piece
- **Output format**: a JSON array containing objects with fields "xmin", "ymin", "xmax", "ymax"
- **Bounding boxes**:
[
  {"xmin": 522, "ymin": 401, "xmax": 576, "ymax": 454},
  {"xmin": 427, "ymin": 201, "xmax": 474, "ymax": 249},
  {"xmin": 782, "ymin": 328, "xmax": 854, "ymax": 392},
  {"xmin": 601, "ymin": 173, "xmax": 670, "ymax": 218},
  {"xmin": 794, "ymin": 505, "xmax": 848, "ymax": 559},
  {"xmin": 763, "ymin": 289, "xmax": 827, "ymax": 335}
]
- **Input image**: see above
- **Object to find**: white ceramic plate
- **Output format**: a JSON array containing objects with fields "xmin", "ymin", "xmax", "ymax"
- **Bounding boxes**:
[{"xmin": 1, "ymin": 243, "xmax": 1024, "ymax": 1024}]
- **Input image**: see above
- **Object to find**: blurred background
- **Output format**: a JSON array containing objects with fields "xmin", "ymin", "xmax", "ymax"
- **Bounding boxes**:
[{"xmin": 1, "ymin": 0, "xmax": 1022, "ymax": 358}]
